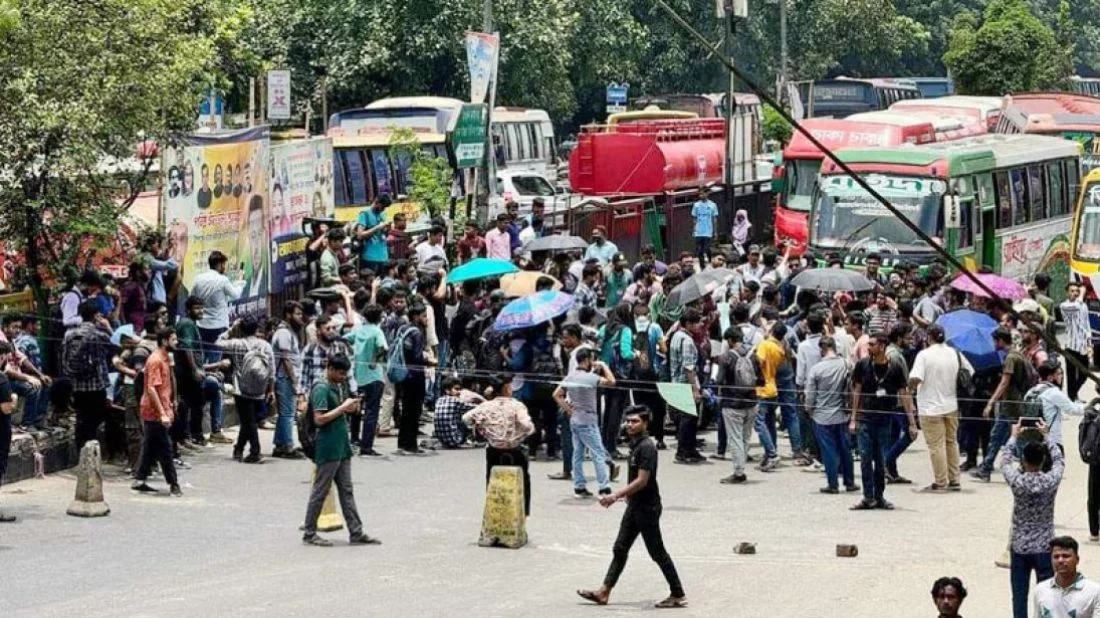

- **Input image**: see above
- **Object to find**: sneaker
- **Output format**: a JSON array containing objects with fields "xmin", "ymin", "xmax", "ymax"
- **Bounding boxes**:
[
  {"xmin": 969, "ymin": 468, "xmax": 991, "ymax": 482},
  {"xmin": 272, "ymin": 448, "xmax": 305, "ymax": 460},
  {"xmin": 947, "ymin": 483, "xmax": 962, "ymax": 492},
  {"xmin": 359, "ymin": 449, "xmax": 383, "ymax": 458},
  {"xmin": 802, "ymin": 461, "xmax": 825, "ymax": 474},
  {"xmin": 610, "ymin": 450, "xmax": 628, "ymax": 461},
  {"xmin": 919, "ymin": 484, "xmax": 948, "ymax": 493},
  {"xmin": 209, "ymin": 432, "xmax": 233, "ymax": 445},
  {"xmin": 258, "ymin": 421, "xmax": 274, "ymax": 430},
  {"xmin": 746, "ymin": 454, "xmax": 757, "ymax": 463},
  {"xmin": 819, "ymin": 487, "xmax": 840, "ymax": 494},
  {"xmin": 131, "ymin": 482, "xmax": 159, "ymax": 493},
  {"xmin": 709, "ymin": 453, "xmax": 728, "ymax": 461},
  {"xmin": 302, "ymin": 534, "xmax": 333, "ymax": 547},
  {"xmin": 242, "ymin": 454, "xmax": 264, "ymax": 464},
  {"xmin": 232, "ymin": 450, "xmax": 243, "ymax": 462},
  {"xmin": 960, "ymin": 460, "xmax": 976, "ymax": 472},
  {"xmin": 1090, "ymin": 535, "xmax": 1100, "ymax": 543},
  {"xmin": 0, "ymin": 512, "xmax": 16, "ymax": 523},
  {"xmin": 885, "ymin": 473, "xmax": 913, "ymax": 485},
  {"xmin": 348, "ymin": 534, "xmax": 382, "ymax": 545},
  {"xmin": 850, "ymin": 499, "xmax": 877, "ymax": 511},
  {"xmin": 547, "ymin": 471, "xmax": 571, "ymax": 481},
  {"xmin": 655, "ymin": 441, "xmax": 667, "ymax": 451},
  {"xmin": 173, "ymin": 458, "xmax": 192, "ymax": 470},
  {"xmin": 169, "ymin": 485, "xmax": 183, "ymax": 497},
  {"xmin": 844, "ymin": 484, "xmax": 861, "ymax": 493},
  {"xmin": 674, "ymin": 455, "xmax": 701, "ymax": 465},
  {"xmin": 609, "ymin": 462, "xmax": 621, "ymax": 481},
  {"xmin": 757, "ymin": 456, "xmax": 780, "ymax": 472},
  {"xmin": 719, "ymin": 474, "xmax": 748, "ymax": 484},
  {"xmin": 598, "ymin": 488, "xmax": 612, "ymax": 496},
  {"xmin": 574, "ymin": 488, "xmax": 593, "ymax": 498},
  {"xmin": 875, "ymin": 500, "xmax": 896, "ymax": 510},
  {"xmin": 179, "ymin": 441, "xmax": 200, "ymax": 452}
]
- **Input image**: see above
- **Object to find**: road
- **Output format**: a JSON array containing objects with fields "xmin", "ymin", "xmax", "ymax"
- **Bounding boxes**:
[{"xmin": 1, "ymin": 399, "xmax": 1097, "ymax": 617}]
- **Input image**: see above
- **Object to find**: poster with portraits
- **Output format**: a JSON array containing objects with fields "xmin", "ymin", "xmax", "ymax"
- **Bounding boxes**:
[
  {"xmin": 269, "ymin": 138, "xmax": 334, "ymax": 293},
  {"xmin": 164, "ymin": 127, "xmax": 270, "ymax": 318}
]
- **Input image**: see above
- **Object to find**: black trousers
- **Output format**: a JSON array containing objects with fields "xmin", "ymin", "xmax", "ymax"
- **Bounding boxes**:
[
  {"xmin": 0, "ymin": 414, "xmax": 10, "ymax": 491},
  {"xmin": 525, "ymin": 396, "xmax": 560, "ymax": 457},
  {"xmin": 485, "ymin": 446, "xmax": 530, "ymax": 515},
  {"xmin": 136, "ymin": 420, "xmax": 178, "ymax": 487},
  {"xmin": 675, "ymin": 410, "xmax": 699, "ymax": 458},
  {"xmin": 1090, "ymin": 464, "xmax": 1100, "ymax": 537},
  {"xmin": 601, "ymin": 387, "xmax": 628, "ymax": 455},
  {"xmin": 174, "ymin": 376, "xmax": 204, "ymax": 445},
  {"xmin": 603, "ymin": 505, "xmax": 684, "ymax": 598},
  {"xmin": 1067, "ymin": 350, "xmax": 1089, "ymax": 402},
  {"xmin": 233, "ymin": 396, "xmax": 261, "ymax": 457},
  {"xmin": 398, "ymin": 376, "xmax": 425, "ymax": 451},
  {"xmin": 634, "ymin": 388, "xmax": 666, "ymax": 443},
  {"xmin": 73, "ymin": 389, "xmax": 107, "ymax": 449}
]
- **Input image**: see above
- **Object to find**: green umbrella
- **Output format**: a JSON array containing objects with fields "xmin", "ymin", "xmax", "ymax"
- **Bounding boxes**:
[{"xmin": 447, "ymin": 258, "xmax": 520, "ymax": 284}]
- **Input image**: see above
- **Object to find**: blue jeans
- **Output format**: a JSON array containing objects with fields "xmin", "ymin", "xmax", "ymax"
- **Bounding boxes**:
[
  {"xmin": 1010, "ymin": 551, "xmax": 1053, "ymax": 618},
  {"xmin": 815, "ymin": 421, "xmax": 855, "ymax": 489},
  {"xmin": 761, "ymin": 380, "xmax": 802, "ymax": 455},
  {"xmin": 274, "ymin": 375, "xmax": 296, "ymax": 448},
  {"xmin": 12, "ymin": 380, "xmax": 44, "ymax": 427},
  {"xmin": 571, "ymin": 423, "xmax": 610, "ymax": 491},
  {"xmin": 857, "ymin": 421, "xmax": 892, "ymax": 502},
  {"xmin": 885, "ymin": 412, "xmax": 914, "ymax": 476},
  {"xmin": 202, "ymin": 375, "xmax": 224, "ymax": 433},
  {"xmin": 559, "ymin": 410, "xmax": 573, "ymax": 474},
  {"xmin": 981, "ymin": 416, "xmax": 1013, "ymax": 474},
  {"xmin": 358, "ymin": 381, "xmax": 384, "ymax": 451},
  {"xmin": 428, "ymin": 341, "xmax": 449, "ymax": 404},
  {"xmin": 754, "ymin": 405, "xmax": 778, "ymax": 458},
  {"xmin": 198, "ymin": 327, "xmax": 226, "ymax": 364}
]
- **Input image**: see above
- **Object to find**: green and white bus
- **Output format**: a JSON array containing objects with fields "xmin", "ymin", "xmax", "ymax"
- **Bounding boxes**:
[{"xmin": 808, "ymin": 134, "xmax": 1082, "ymax": 293}]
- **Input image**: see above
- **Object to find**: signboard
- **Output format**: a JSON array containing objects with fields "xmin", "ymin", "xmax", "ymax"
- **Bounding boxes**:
[
  {"xmin": 606, "ymin": 82, "xmax": 629, "ymax": 106},
  {"xmin": 944, "ymin": 195, "xmax": 961, "ymax": 229},
  {"xmin": 164, "ymin": 127, "xmax": 270, "ymax": 318},
  {"xmin": 465, "ymin": 32, "xmax": 499, "ymax": 104},
  {"xmin": 267, "ymin": 69, "xmax": 292, "ymax": 120},
  {"xmin": 605, "ymin": 104, "xmax": 627, "ymax": 114},
  {"xmin": 198, "ymin": 91, "xmax": 224, "ymax": 129},
  {"xmin": 269, "ymin": 138, "xmax": 334, "ymax": 292},
  {"xmin": 453, "ymin": 104, "xmax": 488, "ymax": 169}
]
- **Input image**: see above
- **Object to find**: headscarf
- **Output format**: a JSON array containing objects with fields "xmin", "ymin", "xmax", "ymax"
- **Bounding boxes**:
[{"xmin": 732, "ymin": 209, "xmax": 751, "ymax": 245}]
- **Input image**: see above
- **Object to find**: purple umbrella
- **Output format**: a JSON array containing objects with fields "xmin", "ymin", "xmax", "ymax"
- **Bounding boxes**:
[
  {"xmin": 949, "ymin": 273, "xmax": 1029, "ymax": 300},
  {"xmin": 493, "ymin": 291, "xmax": 575, "ymax": 332}
]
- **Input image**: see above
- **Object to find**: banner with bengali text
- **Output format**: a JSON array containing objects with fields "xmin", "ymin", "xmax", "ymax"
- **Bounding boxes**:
[{"xmin": 269, "ymin": 138, "xmax": 334, "ymax": 292}]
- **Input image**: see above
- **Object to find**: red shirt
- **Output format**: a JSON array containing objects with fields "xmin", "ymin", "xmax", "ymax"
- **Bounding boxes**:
[
  {"xmin": 457, "ymin": 235, "xmax": 486, "ymax": 262},
  {"xmin": 387, "ymin": 229, "xmax": 411, "ymax": 261},
  {"xmin": 140, "ymin": 349, "xmax": 175, "ymax": 422}
]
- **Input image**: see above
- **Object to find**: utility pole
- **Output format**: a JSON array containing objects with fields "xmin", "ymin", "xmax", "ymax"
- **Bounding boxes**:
[
  {"xmin": 779, "ymin": 0, "xmax": 788, "ymax": 104},
  {"xmin": 724, "ymin": 14, "xmax": 735, "ymax": 187},
  {"xmin": 476, "ymin": 0, "xmax": 496, "ymax": 225}
]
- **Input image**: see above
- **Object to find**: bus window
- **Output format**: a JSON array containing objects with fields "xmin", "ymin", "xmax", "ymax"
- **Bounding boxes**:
[
  {"xmin": 544, "ymin": 136, "xmax": 556, "ymax": 163},
  {"xmin": 392, "ymin": 149, "xmax": 413, "ymax": 195},
  {"xmin": 333, "ymin": 151, "xmax": 350, "ymax": 206},
  {"xmin": 1068, "ymin": 159, "xmax": 1082, "ymax": 201},
  {"xmin": 344, "ymin": 150, "xmax": 370, "ymax": 205},
  {"xmin": 518, "ymin": 124, "xmax": 532, "ymax": 161},
  {"xmin": 369, "ymin": 149, "xmax": 393, "ymax": 197},
  {"xmin": 527, "ymin": 124, "xmax": 541, "ymax": 160},
  {"xmin": 958, "ymin": 198, "xmax": 974, "ymax": 249},
  {"xmin": 1047, "ymin": 162, "xmax": 1066, "ymax": 216},
  {"xmin": 506, "ymin": 125, "xmax": 521, "ymax": 161},
  {"xmin": 1010, "ymin": 168, "xmax": 1029, "ymax": 225},
  {"xmin": 996, "ymin": 171, "xmax": 1013, "ymax": 228},
  {"xmin": 1028, "ymin": 165, "xmax": 1045, "ymax": 221}
]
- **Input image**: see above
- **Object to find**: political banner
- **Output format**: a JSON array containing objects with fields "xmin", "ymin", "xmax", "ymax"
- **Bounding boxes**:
[
  {"xmin": 465, "ymin": 32, "xmax": 499, "ymax": 104},
  {"xmin": 269, "ymin": 138, "xmax": 334, "ymax": 293},
  {"xmin": 164, "ymin": 127, "xmax": 270, "ymax": 318}
]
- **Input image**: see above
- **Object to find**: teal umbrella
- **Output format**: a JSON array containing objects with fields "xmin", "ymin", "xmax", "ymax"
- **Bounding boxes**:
[{"xmin": 447, "ymin": 258, "xmax": 519, "ymax": 284}]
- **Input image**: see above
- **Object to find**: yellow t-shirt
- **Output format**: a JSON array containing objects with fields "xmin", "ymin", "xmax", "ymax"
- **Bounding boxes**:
[{"xmin": 755, "ymin": 337, "xmax": 786, "ymax": 399}]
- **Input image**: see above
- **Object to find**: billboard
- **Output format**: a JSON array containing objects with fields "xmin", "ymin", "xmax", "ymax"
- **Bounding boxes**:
[{"xmin": 269, "ymin": 138, "xmax": 334, "ymax": 292}]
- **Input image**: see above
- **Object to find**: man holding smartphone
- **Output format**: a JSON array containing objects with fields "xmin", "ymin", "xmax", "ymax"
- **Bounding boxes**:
[{"xmin": 301, "ymin": 355, "xmax": 380, "ymax": 547}]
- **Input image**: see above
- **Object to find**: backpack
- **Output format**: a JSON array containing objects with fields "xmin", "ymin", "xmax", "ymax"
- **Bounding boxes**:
[
  {"xmin": 478, "ymin": 329, "xmax": 509, "ymax": 372},
  {"xmin": 1080, "ymin": 408, "xmax": 1100, "ymax": 466},
  {"xmin": 1020, "ymin": 383, "xmax": 1051, "ymax": 422},
  {"xmin": 298, "ymin": 398, "xmax": 319, "ymax": 460},
  {"xmin": 386, "ymin": 325, "xmax": 415, "ymax": 384},
  {"xmin": 1019, "ymin": 356, "xmax": 1040, "ymax": 391},
  {"xmin": 749, "ymin": 345, "xmax": 767, "ymax": 388},
  {"xmin": 954, "ymin": 349, "xmax": 973, "ymax": 398},
  {"xmin": 607, "ymin": 325, "xmax": 634, "ymax": 380},
  {"xmin": 530, "ymin": 350, "xmax": 560, "ymax": 399},
  {"xmin": 237, "ymin": 342, "xmax": 273, "ymax": 398},
  {"xmin": 62, "ymin": 327, "xmax": 100, "ymax": 383},
  {"xmin": 723, "ymin": 346, "xmax": 758, "ymax": 408}
]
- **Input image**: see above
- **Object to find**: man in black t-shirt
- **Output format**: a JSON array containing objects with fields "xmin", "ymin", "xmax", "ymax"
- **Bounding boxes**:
[
  {"xmin": 577, "ymin": 406, "xmax": 687, "ymax": 609},
  {"xmin": 0, "ymin": 343, "xmax": 19, "ymax": 523},
  {"xmin": 850, "ymin": 333, "xmax": 912, "ymax": 511}
]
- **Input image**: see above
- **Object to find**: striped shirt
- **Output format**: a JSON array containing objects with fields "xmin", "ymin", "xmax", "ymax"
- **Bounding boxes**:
[{"xmin": 1061, "ymin": 299, "xmax": 1090, "ymax": 355}]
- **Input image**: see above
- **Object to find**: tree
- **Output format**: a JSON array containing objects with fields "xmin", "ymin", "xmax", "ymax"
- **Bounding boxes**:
[
  {"xmin": 944, "ymin": 0, "xmax": 1072, "ymax": 95},
  {"xmin": 0, "ymin": 0, "xmax": 215, "ymax": 316},
  {"xmin": 389, "ymin": 128, "xmax": 456, "ymax": 223}
]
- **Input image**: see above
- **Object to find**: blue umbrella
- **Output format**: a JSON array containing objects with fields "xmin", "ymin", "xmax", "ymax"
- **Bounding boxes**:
[
  {"xmin": 938, "ymin": 309, "xmax": 1000, "ymax": 370},
  {"xmin": 447, "ymin": 258, "xmax": 519, "ymax": 284},
  {"xmin": 110, "ymin": 324, "xmax": 137, "ymax": 347},
  {"xmin": 494, "ymin": 291, "xmax": 575, "ymax": 332}
]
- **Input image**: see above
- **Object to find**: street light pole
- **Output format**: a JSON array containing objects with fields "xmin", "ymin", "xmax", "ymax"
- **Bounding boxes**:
[{"xmin": 779, "ymin": 0, "xmax": 788, "ymax": 103}]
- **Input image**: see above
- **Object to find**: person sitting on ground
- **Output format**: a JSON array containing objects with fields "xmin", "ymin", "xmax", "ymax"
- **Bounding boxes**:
[{"xmin": 434, "ymin": 378, "xmax": 478, "ymax": 449}]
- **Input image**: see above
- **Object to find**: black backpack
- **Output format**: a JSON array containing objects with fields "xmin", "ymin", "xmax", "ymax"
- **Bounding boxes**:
[
  {"xmin": 530, "ymin": 350, "xmax": 561, "ymax": 399},
  {"xmin": 1080, "ymin": 408, "xmax": 1100, "ymax": 466},
  {"xmin": 298, "ymin": 402, "xmax": 318, "ymax": 460}
]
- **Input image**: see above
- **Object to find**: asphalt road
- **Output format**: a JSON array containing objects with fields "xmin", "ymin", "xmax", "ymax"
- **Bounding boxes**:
[{"xmin": 2, "ymin": 399, "xmax": 1098, "ymax": 617}]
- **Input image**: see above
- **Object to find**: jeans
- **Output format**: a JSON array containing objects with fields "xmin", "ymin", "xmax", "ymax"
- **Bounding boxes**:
[
  {"xmin": 760, "ymin": 389, "xmax": 802, "ymax": 456},
  {"xmin": 1010, "ymin": 551, "xmax": 1053, "ymax": 618},
  {"xmin": 721, "ymin": 407, "xmax": 756, "ymax": 475},
  {"xmin": 233, "ymin": 395, "xmax": 261, "ymax": 458},
  {"xmin": 559, "ymin": 410, "xmax": 573, "ymax": 475},
  {"xmin": 1090, "ymin": 463, "xmax": 1100, "ymax": 537},
  {"xmin": 980, "ymin": 416, "xmax": 1013, "ymax": 474},
  {"xmin": 11, "ymin": 381, "xmax": 44, "ymax": 428},
  {"xmin": 815, "ymin": 421, "xmax": 855, "ymax": 490},
  {"xmin": 136, "ymin": 420, "xmax": 178, "ymax": 487},
  {"xmin": 754, "ymin": 405, "xmax": 778, "ymax": 459},
  {"xmin": 198, "ymin": 327, "xmax": 226, "ymax": 364},
  {"xmin": 175, "ymin": 376, "xmax": 204, "ymax": 445},
  {"xmin": 526, "ymin": 396, "xmax": 560, "ymax": 457},
  {"xmin": 428, "ymin": 340, "xmax": 449, "ymax": 403},
  {"xmin": 357, "ymin": 381, "xmax": 384, "ymax": 451},
  {"xmin": 571, "ymin": 423, "xmax": 611, "ymax": 491},
  {"xmin": 694, "ymin": 236, "xmax": 711, "ymax": 262},
  {"xmin": 202, "ymin": 376, "xmax": 224, "ymax": 434},
  {"xmin": 857, "ymin": 421, "xmax": 892, "ymax": 503},
  {"xmin": 884, "ymin": 412, "xmax": 914, "ymax": 476},
  {"xmin": 303, "ymin": 459, "xmax": 363, "ymax": 538},
  {"xmin": 73, "ymin": 389, "xmax": 108, "ymax": 449},
  {"xmin": 675, "ymin": 409, "xmax": 700, "ymax": 459},
  {"xmin": 486, "ymin": 446, "xmax": 531, "ymax": 516},
  {"xmin": 603, "ymin": 505, "xmax": 685, "ymax": 598},
  {"xmin": 274, "ymin": 375, "xmax": 296, "ymax": 448}
]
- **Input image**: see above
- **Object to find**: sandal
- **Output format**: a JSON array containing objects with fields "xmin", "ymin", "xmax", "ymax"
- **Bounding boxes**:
[
  {"xmin": 655, "ymin": 596, "xmax": 688, "ymax": 609},
  {"xmin": 577, "ymin": 589, "xmax": 608, "ymax": 605}
]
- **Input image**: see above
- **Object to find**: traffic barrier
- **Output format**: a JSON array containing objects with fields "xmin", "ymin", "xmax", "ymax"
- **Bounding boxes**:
[
  {"xmin": 478, "ymin": 465, "xmax": 527, "ymax": 549},
  {"xmin": 66, "ymin": 440, "xmax": 110, "ymax": 517}
]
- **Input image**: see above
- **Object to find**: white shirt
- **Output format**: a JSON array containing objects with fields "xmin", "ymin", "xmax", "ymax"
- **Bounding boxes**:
[
  {"xmin": 414, "ymin": 241, "xmax": 448, "ymax": 269},
  {"xmin": 190, "ymin": 270, "xmax": 244, "ymax": 330},
  {"xmin": 1032, "ymin": 573, "xmax": 1100, "ymax": 618},
  {"xmin": 909, "ymin": 343, "xmax": 973, "ymax": 416}
]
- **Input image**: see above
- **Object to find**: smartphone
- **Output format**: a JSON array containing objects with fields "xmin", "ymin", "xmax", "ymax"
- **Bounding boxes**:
[{"xmin": 1020, "ymin": 417, "xmax": 1041, "ymax": 428}]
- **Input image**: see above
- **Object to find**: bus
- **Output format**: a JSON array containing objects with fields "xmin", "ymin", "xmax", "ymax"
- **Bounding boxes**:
[
  {"xmin": 889, "ymin": 96, "xmax": 1003, "ymax": 133},
  {"xmin": 774, "ymin": 116, "xmax": 937, "ymax": 254},
  {"xmin": 794, "ymin": 78, "xmax": 922, "ymax": 118},
  {"xmin": 904, "ymin": 77, "xmax": 955, "ymax": 99},
  {"xmin": 847, "ymin": 111, "xmax": 980, "ymax": 142},
  {"xmin": 1069, "ymin": 76, "xmax": 1100, "ymax": 98},
  {"xmin": 995, "ymin": 93, "xmax": 1100, "ymax": 171},
  {"xmin": 1068, "ymin": 168, "xmax": 1100, "ymax": 358},
  {"xmin": 489, "ymin": 106, "xmax": 557, "ymax": 179},
  {"xmin": 808, "ymin": 134, "xmax": 1081, "ymax": 293}
]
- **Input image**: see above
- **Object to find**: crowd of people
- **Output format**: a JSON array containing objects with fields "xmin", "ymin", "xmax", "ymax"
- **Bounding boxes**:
[{"xmin": 4, "ymin": 191, "xmax": 1100, "ymax": 612}]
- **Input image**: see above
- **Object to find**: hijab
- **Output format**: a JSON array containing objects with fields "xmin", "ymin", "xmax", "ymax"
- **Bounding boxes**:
[{"xmin": 732, "ymin": 210, "xmax": 751, "ymax": 244}]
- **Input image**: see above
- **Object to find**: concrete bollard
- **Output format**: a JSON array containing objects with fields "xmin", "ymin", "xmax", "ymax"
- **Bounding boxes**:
[
  {"xmin": 315, "ymin": 467, "xmax": 344, "ymax": 533},
  {"xmin": 478, "ymin": 466, "xmax": 527, "ymax": 549},
  {"xmin": 67, "ymin": 441, "xmax": 110, "ymax": 517},
  {"xmin": 733, "ymin": 542, "xmax": 756, "ymax": 555},
  {"xmin": 836, "ymin": 544, "xmax": 859, "ymax": 558}
]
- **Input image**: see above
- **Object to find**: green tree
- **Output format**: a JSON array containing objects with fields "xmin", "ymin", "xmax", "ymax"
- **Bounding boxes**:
[
  {"xmin": 944, "ymin": 0, "xmax": 1072, "ymax": 95},
  {"xmin": 0, "ymin": 0, "xmax": 215, "ymax": 315},
  {"xmin": 389, "ymin": 128, "xmax": 456, "ymax": 223}
]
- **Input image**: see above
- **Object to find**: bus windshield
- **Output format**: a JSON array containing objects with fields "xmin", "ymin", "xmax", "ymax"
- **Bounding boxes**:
[
  {"xmin": 1075, "ymin": 182, "xmax": 1100, "ymax": 261},
  {"xmin": 784, "ymin": 158, "xmax": 820, "ymax": 212},
  {"xmin": 812, "ymin": 174, "xmax": 946, "ymax": 252}
]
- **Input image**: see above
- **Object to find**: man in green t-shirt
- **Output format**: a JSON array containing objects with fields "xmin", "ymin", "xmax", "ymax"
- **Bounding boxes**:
[
  {"xmin": 301, "ymin": 355, "xmax": 382, "ymax": 547},
  {"xmin": 973, "ymin": 327, "xmax": 1031, "ymax": 481}
]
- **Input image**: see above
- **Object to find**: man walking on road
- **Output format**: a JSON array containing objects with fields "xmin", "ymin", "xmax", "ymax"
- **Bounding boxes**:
[
  {"xmin": 301, "ymin": 355, "xmax": 381, "ymax": 547},
  {"xmin": 217, "ymin": 318, "xmax": 275, "ymax": 463},
  {"xmin": 850, "ymin": 333, "xmax": 911, "ymax": 511},
  {"xmin": 271, "ymin": 301, "xmax": 306, "ymax": 459},
  {"xmin": 806, "ymin": 336, "xmax": 858, "ymax": 494},
  {"xmin": 63, "ymin": 300, "xmax": 115, "ymax": 449},
  {"xmin": 131, "ymin": 328, "xmax": 182, "ymax": 496},
  {"xmin": 909, "ymin": 324, "xmax": 969, "ymax": 492},
  {"xmin": 577, "ymin": 406, "xmax": 687, "ymax": 609},
  {"xmin": 553, "ymin": 348, "xmax": 618, "ymax": 498}
]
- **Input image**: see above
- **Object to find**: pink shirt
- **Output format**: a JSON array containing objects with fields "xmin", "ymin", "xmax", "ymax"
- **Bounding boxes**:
[{"xmin": 485, "ymin": 228, "xmax": 512, "ymax": 260}]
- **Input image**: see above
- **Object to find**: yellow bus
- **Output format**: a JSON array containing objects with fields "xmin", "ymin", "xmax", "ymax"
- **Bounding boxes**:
[{"xmin": 1070, "ymin": 167, "xmax": 1100, "ymax": 358}]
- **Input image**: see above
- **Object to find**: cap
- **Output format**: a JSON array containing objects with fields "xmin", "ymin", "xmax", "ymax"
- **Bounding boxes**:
[
  {"xmin": 1013, "ymin": 298, "xmax": 1041, "ymax": 314},
  {"xmin": 748, "ymin": 244, "xmax": 761, "ymax": 254}
]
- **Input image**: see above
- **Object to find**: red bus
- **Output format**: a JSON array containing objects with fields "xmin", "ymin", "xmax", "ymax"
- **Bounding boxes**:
[{"xmin": 774, "ymin": 117, "xmax": 936, "ymax": 254}]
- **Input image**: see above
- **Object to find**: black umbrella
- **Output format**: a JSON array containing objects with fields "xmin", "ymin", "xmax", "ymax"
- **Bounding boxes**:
[
  {"xmin": 789, "ymin": 268, "xmax": 874, "ymax": 293},
  {"xmin": 520, "ymin": 234, "xmax": 588, "ymax": 253},
  {"xmin": 667, "ymin": 268, "xmax": 737, "ymax": 306}
]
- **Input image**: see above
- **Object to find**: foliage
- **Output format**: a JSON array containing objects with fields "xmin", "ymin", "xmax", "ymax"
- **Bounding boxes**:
[
  {"xmin": 388, "ymin": 127, "xmax": 456, "ymax": 223},
  {"xmin": 944, "ymin": 0, "xmax": 1071, "ymax": 95},
  {"xmin": 0, "ymin": 0, "xmax": 215, "ymax": 312},
  {"xmin": 762, "ymin": 104, "xmax": 793, "ymax": 146}
]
